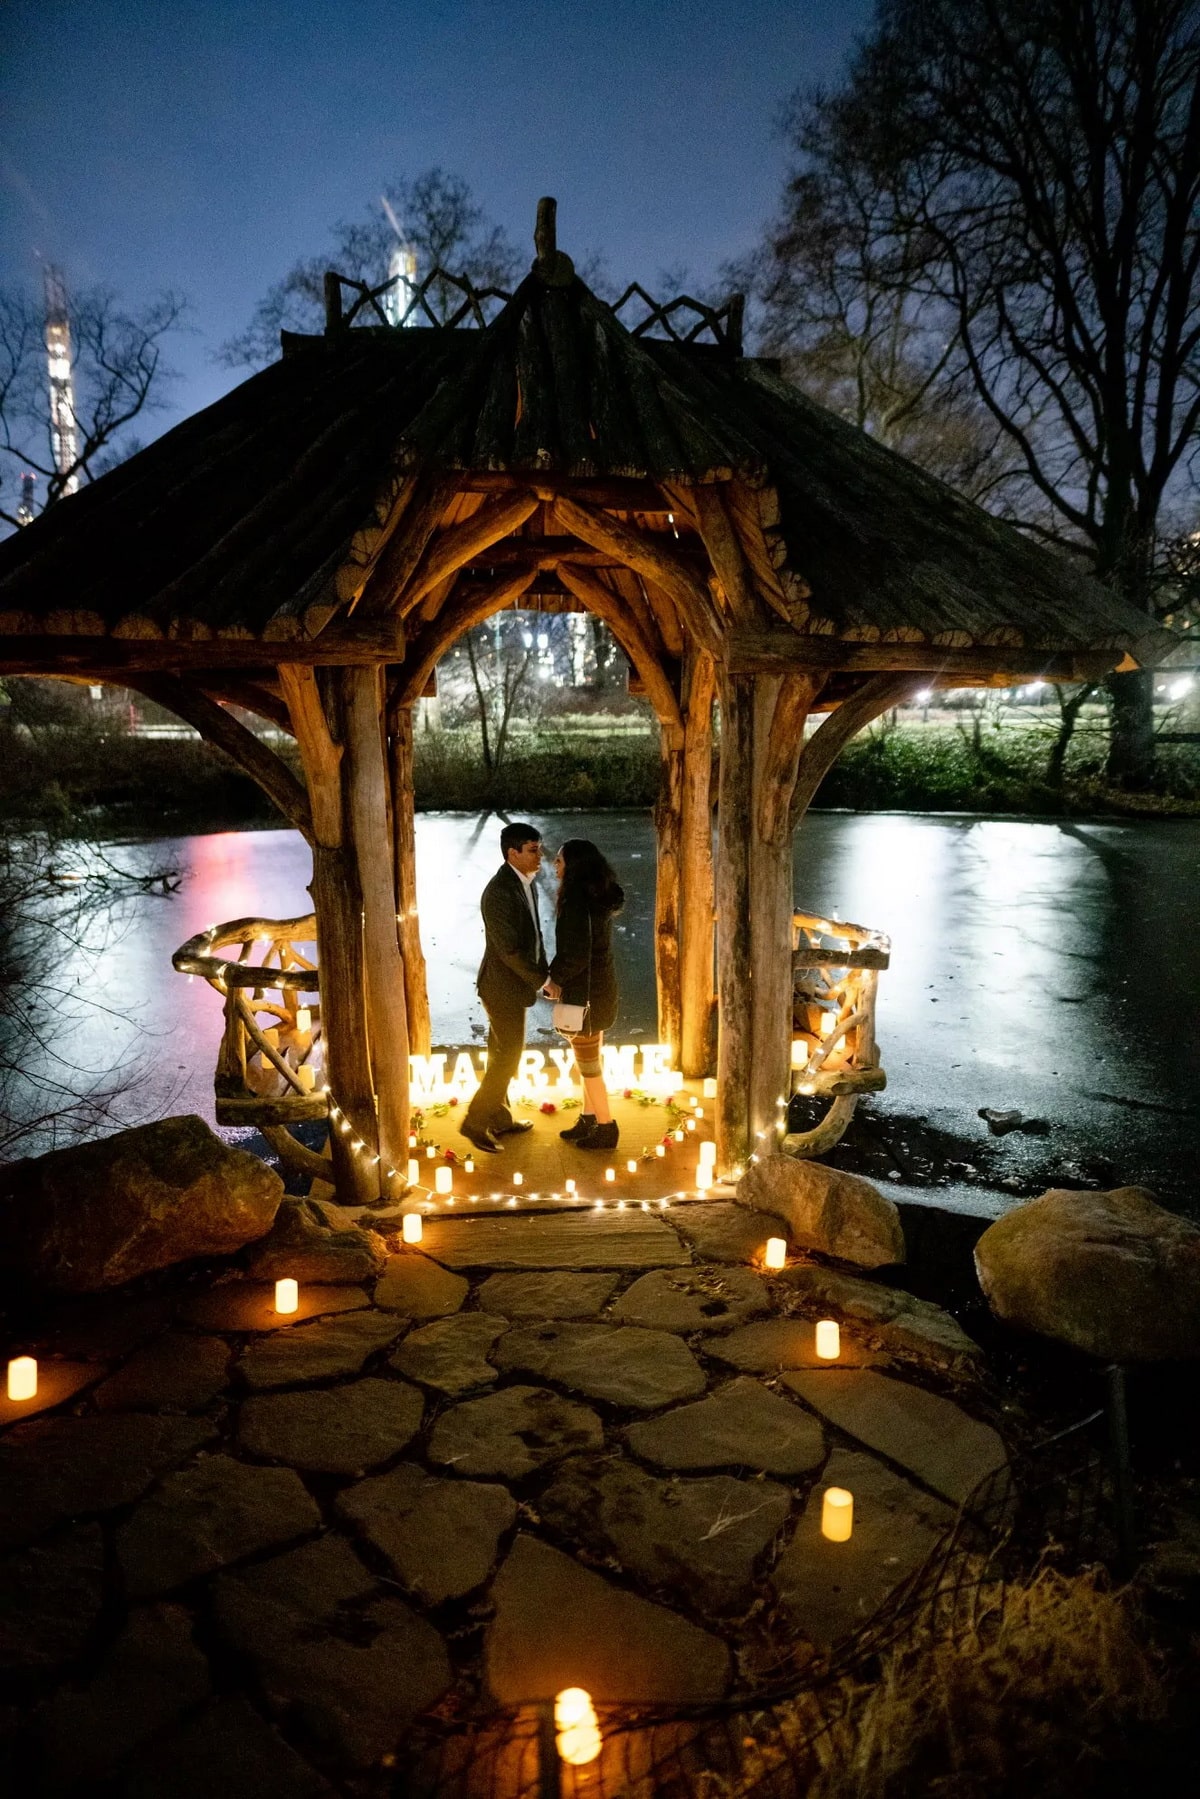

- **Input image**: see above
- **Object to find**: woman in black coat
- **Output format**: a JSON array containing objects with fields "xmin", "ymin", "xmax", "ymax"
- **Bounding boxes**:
[{"xmin": 543, "ymin": 838, "xmax": 624, "ymax": 1151}]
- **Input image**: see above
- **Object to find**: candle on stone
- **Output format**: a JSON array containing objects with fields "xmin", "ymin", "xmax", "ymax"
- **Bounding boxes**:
[
  {"xmin": 409, "ymin": 1132, "xmax": 418, "ymax": 1149},
  {"xmin": 464, "ymin": 1157, "xmax": 475, "ymax": 1174},
  {"xmin": 274, "ymin": 1279, "xmax": 299, "ymax": 1315},
  {"xmin": 686, "ymin": 1118, "xmax": 697, "ymax": 1133},
  {"xmin": 402, "ymin": 1212, "xmax": 423, "ymax": 1245},
  {"xmin": 695, "ymin": 1166, "xmax": 712, "ymax": 1193},
  {"xmin": 407, "ymin": 1158, "xmax": 420, "ymax": 1186},
  {"xmin": 605, "ymin": 1167, "xmax": 616, "ymax": 1182},
  {"xmin": 627, "ymin": 1158, "xmax": 638, "ymax": 1175},
  {"xmin": 763, "ymin": 1237, "xmax": 787, "ymax": 1271},
  {"xmin": 655, "ymin": 1143, "xmax": 666, "ymax": 1158},
  {"xmin": 565, "ymin": 1178, "xmax": 576, "ymax": 1194},
  {"xmin": 815, "ymin": 1319, "xmax": 841, "ymax": 1360},
  {"xmin": 425, "ymin": 1144, "xmax": 436, "ymax": 1160},
  {"xmin": 513, "ymin": 1171, "xmax": 524, "ymax": 1188},
  {"xmin": 295, "ymin": 1063, "xmax": 315, "ymax": 1092},
  {"xmin": 294, "ymin": 1007, "xmax": 311, "ymax": 1034},
  {"xmin": 698, "ymin": 1139, "xmax": 717, "ymax": 1169},
  {"xmin": 6, "ymin": 1355, "xmax": 37, "ymax": 1401},
  {"xmin": 674, "ymin": 1129, "xmax": 685, "ymax": 1143},
  {"xmin": 555, "ymin": 1688, "xmax": 602, "ymax": 1767},
  {"xmin": 434, "ymin": 1165, "xmax": 453, "ymax": 1196},
  {"xmin": 822, "ymin": 1486, "xmax": 854, "ymax": 1542},
  {"xmin": 695, "ymin": 1107, "xmax": 705, "ymax": 1120},
  {"xmin": 703, "ymin": 1076, "xmax": 718, "ymax": 1099}
]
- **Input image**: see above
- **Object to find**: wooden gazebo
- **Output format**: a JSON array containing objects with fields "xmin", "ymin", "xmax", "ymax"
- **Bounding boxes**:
[{"xmin": 0, "ymin": 200, "xmax": 1159, "ymax": 1201}]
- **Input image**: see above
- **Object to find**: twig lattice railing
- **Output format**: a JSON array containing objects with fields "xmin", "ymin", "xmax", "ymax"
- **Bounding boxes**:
[
  {"xmin": 172, "ymin": 915, "xmax": 326, "ymax": 1128},
  {"xmin": 787, "ymin": 910, "xmax": 890, "ymax": 1156},
  {"xmin": 401, "ymin": 1411, "xmax": 1113, "ymax": 1799}
]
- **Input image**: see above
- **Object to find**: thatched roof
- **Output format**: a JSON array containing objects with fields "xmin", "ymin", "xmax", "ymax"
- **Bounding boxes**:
[{"xmin": 0, "ymin": 233, "xmax": 1161, "ymax": 680}]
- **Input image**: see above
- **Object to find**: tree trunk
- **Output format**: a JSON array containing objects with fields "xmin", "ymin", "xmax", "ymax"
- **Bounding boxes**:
[
  {"xmin": 653, "ymin": 728, "xmax": 684, "ymax": 1061},
  {"xmin": 1106, "ymin": 668, "xmax": 1156, "ymax": 789},
  {"xmin": 308, "ymin": 843, "xmax": 377, "ymax": 1205},
  {"xmin": 715, "ymin": 675, "xmax": 754, "ymax": 1175},
  {"xmin": 390, "ymin": 703, "xmax": 431, "ymax": 1055},
  {"xmin": 1047, "ymin": 682, "xmax": 1095, "ymax": 789},
  {"xmin": 680, "ymin": 649, "xmax": 716, "ymax": 1077}
]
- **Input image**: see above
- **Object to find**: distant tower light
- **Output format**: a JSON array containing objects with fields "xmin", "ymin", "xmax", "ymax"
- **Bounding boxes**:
[
  {"xmin": 43, "ymin": 267, "xmax": 80, "ymax": 495},
  {"xmin": 16, "ymin": 471, "xmax": 37, "ymax": 526}
]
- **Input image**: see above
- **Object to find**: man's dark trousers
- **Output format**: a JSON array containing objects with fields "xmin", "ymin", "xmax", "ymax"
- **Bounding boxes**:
[
  {"xmin": 467, "ymin": 997, "xmax": 527, "ymax": 1134},
  {"xmin": 464, "ymin": 861, "xmax": 547, "ymax": 1137}
]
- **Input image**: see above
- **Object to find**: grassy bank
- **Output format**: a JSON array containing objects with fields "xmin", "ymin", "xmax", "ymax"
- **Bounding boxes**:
[{"xmin": 0, "ymin": 712, "xmax": 1197, "ymax": 834}]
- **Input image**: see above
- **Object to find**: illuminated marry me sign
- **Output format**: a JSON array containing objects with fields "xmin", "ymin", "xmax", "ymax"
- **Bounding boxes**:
[{"xmin": 408, "ymin": 1043, "xmax": 678, "ymax": 1104}]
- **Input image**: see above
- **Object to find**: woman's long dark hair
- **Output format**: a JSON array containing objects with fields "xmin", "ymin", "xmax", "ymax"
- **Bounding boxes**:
[{"xmin": 557, "ymin": 839, "xmax": 624, "ymax": 916}]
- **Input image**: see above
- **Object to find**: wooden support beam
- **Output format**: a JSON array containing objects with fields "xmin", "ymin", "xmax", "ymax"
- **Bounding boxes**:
[
  {"xmin": 653, "ymin": 730, "xmax": 683, "ymax": 1060},
  {"xmin": 389, "ymin": 704, "xmax": 431, "ymax": 1056},
  {"xmin": 759, "ymin": 673, "xmax": 823, "ymax": 844},
  {"xmin": 392, "ymin": 568, "xmax": 537, "ymax": 710},
  {"xmin": 0, "ymin": 619, "xmax": 408, "ymax": 677},
  {"xmin": 308, "ymin": 842, "xmax": 377, "ymax": 1205},
  {"xmin": 790, "ymin": 674, "xmax": 924, "ymax": 829},
  {"xmin": 688, "ymin": 483, "xmax": 761, "ymax": 627},
  {"xmin": 551, "ymin": 494, "xmax": 725, "ymax": 654},
  {"xmin": 680, "ymin": 648, "xmax": 716, "ymax": 1078},
  {"xmin": 278, "ymin": 665, "xmax": 343, "ymax": 847},
  {"xmin": 556, "ymin": 563, "xmax": 683, "ymax": 738},
  {"xmin": 197, "ymin": 677, "xmax": 291, "ymax": 732},
  {"xmin": 715, "ymin": 673, "xmax": 754, "ymax": 1175},
  {"xmin": 129, "ymin": 676, "xmax": 313, "ymax": 842},
  {"xmin": 406, "ymin": 491, "xmax": 541, "ymax": 608},
  {"xmin": 355, "ymin": 473, "xmax": 456, "ymax": 621},
  {"xmin": 726, "ymin": 626, "xmax": 1122, "ymax": 682}
]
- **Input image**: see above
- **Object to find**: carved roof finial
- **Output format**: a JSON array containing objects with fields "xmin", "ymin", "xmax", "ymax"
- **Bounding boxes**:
[{"xmin": 533, "ymin": 195, "xmax": 575, "ymax": 287}]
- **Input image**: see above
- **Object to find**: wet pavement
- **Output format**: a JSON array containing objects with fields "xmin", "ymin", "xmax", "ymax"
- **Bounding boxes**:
[{"xmin": 19, "ymin": 810, "xmax": 1200, "ymax": 1217}]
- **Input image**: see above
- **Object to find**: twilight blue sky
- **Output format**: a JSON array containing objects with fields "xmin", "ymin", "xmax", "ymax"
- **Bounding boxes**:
[{"xmin": 1, "ymin": 0, "xmax": 870, "ymax": 433}]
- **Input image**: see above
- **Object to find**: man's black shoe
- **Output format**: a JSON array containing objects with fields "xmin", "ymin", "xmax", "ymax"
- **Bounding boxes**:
[
  {"xmin": 460, "ymin": 1123, "xmax": 501, "ymax": 1154},
  {"xmin": 493, "ymin": 1119, "xmax": 533, "ymax": 1136}
]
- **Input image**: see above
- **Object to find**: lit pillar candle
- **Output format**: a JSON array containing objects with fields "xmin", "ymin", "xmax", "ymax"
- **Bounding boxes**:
[
  {"xmin": 698, "ymin": 1139, "xmax": 717, "ymax": 1170},
  {"xmin": 821, "ymin": 1486, "xmax": 854, "ymax": 1541},
  {"xmin": 402, "ymin": 1212, "xmax": 423, "ymax": 1245},
  {"xmin": 674, "ymin": 1129, "xmax": 685, "ymax": 1143},
  {"xmin": 605, "ymin": 1167, "xmax": 616, "ymax": 1182},
  {"xmin": 407, "ymin": 1158, "xmax": 420, "ymax": 1187},
  {"xmin": 434, "ymin": 1165, "xmax": 453, "ymax": 1196},
  {"xmin": 425, "ymin": 1144, "xmax": 436, "ymax": 1160},
  {"xmin": 294, "ymin": 1007, "xmax": 311, "ymax": 1035},
  {"xmin": 513, "ymin": 1171, "xmax": 524, "ymax": 1188},
  {"xmin": 409, "ymin": 1132, "xmax": 418, "ymax": 1149},
  {"xmin": 274, "ymin": 1279, "xmax": 299, "ymax": 1315},
  {"xmin": 815, "ymin": 1319, "xmax": 841, "ymax": 1360},
  {"xmin": 626, "ymin": 1158, "xmax": 638, "ymax": 1175},
  {"xmin": 695, "ymin": 1107, "xmax": 705, "ymax": 1120},
  {"xmin": 655, "ymin": 1143, "xmax": 666, "ymax": 1158},
  {"xmin": 686, "ymin": 1118, "xmax": 696, "ymax": 1133},
  {"xmin": 695, "ymin": 1166, "xmax": 712, "ymax": 1193},
  {"xmin": 565, "ymin": 1178, "xmax": 576, "ymax": 1195},
  {"xmin": 464, "ymin": 1157, "xmax": 475, "ymax": 1174},
  {"xmin": 555, "ymin": 1687, "xmax": 602, "ymax": 1767},
  {"xmin": 702, "ymin": 1076, "xmax": 717, "ymax": 1099},
  {"xmin": 6, "ymin": 1355, "xmax": 37, "ymax": 1401},
  {"xmin": 763, "ymin": 1237, "xmax": 787, "ymax": 1271},
  {"xmin": 295, "ymin": 1064, "xmax": 315, "ymax": 1093}
]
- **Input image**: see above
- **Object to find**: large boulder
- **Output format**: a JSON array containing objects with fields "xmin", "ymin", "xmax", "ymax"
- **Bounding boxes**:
[
  {"xmin": 737, "ymin": 1155, "xmax": 905, "ymax": 1269},
  {"xmin": 0, "ymin": 1115, "xmax": 281, "ymax": 1294},
  {"xmin": 243, "ymin": 1197, "xmax": 386, "ymax": 1284},
  {"xmin": 975, "ymin": 1186, "xmax": 1200, "ymax": 1361}
]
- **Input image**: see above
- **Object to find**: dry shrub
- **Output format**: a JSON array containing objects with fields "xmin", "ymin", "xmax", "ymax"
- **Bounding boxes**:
[{"xmin": 704, "ymin": 1566, "xmax": 1167, "ymax": 1799}]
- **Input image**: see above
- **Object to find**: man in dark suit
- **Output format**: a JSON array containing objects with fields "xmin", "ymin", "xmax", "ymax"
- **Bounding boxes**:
[{"xmin": 460, "ymin": 821, "xmax": 549, "ymax": 1154}]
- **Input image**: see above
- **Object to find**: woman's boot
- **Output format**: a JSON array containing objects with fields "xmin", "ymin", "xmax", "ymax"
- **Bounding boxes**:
[
  {"xmin": 578, "ymin": 1119, "xmax": 619, "ymax": 1151},
  {"xmin": 560, "ymin": 1113, "xmax": 596, "ymax": 1142}
]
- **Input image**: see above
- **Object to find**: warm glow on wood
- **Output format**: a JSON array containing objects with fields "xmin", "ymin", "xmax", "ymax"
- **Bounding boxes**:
[
  {"xmin": 402, "ymin": 1213, "xmax": 423, "ymax": 1244},
  {"xmin": 816, "ymin": 1319, "xmax": 841, "ymax": 1359},
  {"xmin": 763, "ymin": 1237, "xmax": 787, "ymax": 1271},
  {"xmin": 274, "ymin": 1279, "xmax": 298, "ymax": 1315},
  {"xmin": 6, "ymin": 1356, "xmax": 37, "ymax": 1401},
  {"xmin": 822, "ymin": 1486, "xmax": 854, "ymax": 1541},
  {"xmin": 555, "ymin": 1688, "xmax": 602, "ymax": 1767}
]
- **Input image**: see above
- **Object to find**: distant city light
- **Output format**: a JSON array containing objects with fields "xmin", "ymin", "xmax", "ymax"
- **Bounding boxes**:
[{"xmin": 1167, "ymin": 675, "xmax": 1193, "ymax": 701}]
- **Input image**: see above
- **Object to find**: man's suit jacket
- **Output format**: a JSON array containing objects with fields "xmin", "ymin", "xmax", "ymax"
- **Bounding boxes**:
[{"xmin": 476, "ymin": 863, "xmax": 548, "ymax": 1011}]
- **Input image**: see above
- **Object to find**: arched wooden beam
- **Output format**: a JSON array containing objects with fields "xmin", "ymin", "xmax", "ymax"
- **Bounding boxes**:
[
  {"xmin": 390, "ymin": 567, "xmax": 537, "ymax": 709},
  {"xmin": 758, "ymin": 673, "xmax": 826, "ymax": 844},
  {"xmin": 404, "ymin": 491, "xmax": 541, "ymax": 611},
  {"xmin": 557, "ymin": 563, "xmax": 684, "ymax": 739},
  {"xmin": 551, "ymin": 494, "xmax": 725, "ymax": 655},
  {"xmin": 789, "ymin": 673, "xmax": 926, "ymax": 828},
  {"xmin": 198, "ymin": 677, "xmax": 291, "ymax": 732},
  {"xmin": 127, "ymin": 675, "xmax": 313, "ymax": 842},
  {"xmin": 355, "ymin": 473, "xmax": 457, "ymax": 621}
]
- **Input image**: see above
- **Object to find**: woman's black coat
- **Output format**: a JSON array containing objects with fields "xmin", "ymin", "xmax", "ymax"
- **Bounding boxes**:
[{"xmin": 550, "ymin": 894, "xmax": 619, "ymax": 1033}]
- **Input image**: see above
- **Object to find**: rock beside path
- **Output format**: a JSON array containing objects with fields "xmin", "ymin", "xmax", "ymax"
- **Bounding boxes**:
[
  {"xmin": 670, "ymin": 1202, "xmax": 783, "ymax": 1265},
  {"xmin": 778, "ymin": 1264, "xmax": 982, "ymax": 1373},
  {"xmin": 974, "ymin": 1186, "xmax": 1200, "ymax": 1360},
  {"xmin": 0, "ymin": 1116, "xmax": 281, "ymax": 1294},
  {"xmin": 244, "ymin": 1197, "xmax": 386, "ymax": 1285},
  {"xmin": 738, "ymin": 1157, "xmax": 905, "ymax": 1269},
  {"xmin": 485, "ymin": 1534, "xmax": 730, "ymax": 1704}
]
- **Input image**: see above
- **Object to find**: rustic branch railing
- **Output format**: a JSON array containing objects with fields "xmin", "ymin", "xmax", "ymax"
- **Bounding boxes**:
[
  {"xmin": 323, "ymin": 267, "xmax": 515, "ymax": 333},
  {"xmin": 786, "ymin": 909, "xmax": 890, "ymax": 1156},
  {"xmin": 172, "ymin": 915, "xmax": 327, "ymax": 1129},
  {"xmin": 610, "ymin": 282, "xmax": 745, "ymax": 353}
]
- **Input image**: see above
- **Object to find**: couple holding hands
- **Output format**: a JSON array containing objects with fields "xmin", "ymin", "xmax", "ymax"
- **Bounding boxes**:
[{"xmin": 460, "ymin": 821, "xmax": 624, "ymax": 1156}]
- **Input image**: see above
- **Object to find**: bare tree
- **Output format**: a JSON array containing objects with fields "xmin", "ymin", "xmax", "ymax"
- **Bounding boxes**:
[
  {"xmin": 781, "ymin": 0, "xmax": 1200, "ymax": 787},
  {"xmin": 0, "ymin": 281, "xmax": 186, "ymax": 530},
  {"xmin": 220, "ymin": 168, "xmax": 521, "ymax": 368}
]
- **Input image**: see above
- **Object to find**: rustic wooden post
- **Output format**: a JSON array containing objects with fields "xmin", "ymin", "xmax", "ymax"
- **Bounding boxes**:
[
  {"xmin": 715, "ymin": 673, "xmax": 755, "ymax": 1174},
  {"xmin": 338, "ymin": 664, "xmax": 411, "ymax": 1195},
  {"xmin": 389, "ymin": 702, "xmax": 431, "ymax": 1056},
  {"xmin": 653, "ymin": 725, "xmax": 684, "ymax": 1061},
  {"xmin": 680, "ymin": 648, "xmax": 716, "ymax": 1077}
]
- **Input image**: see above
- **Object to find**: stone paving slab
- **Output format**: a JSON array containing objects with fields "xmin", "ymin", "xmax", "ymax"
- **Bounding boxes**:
[
  {"xmin": 336, "ymin": 1463, "xmax": 516, "ymax": 1604},
  {"xmin": 494, "ymin": 1321, "xmax": 706, "ymax": 1409},
  {"xmin": 611, "ymin": 1265, "xmax": 772, "ymax": 1333},
  {"xmin": 711, "ymin": 1318, "xmax": 885, "ymax": 1374},
  {"xmin": 374, "ymin": 1254, "xmax": 468, "ymax": 1317},
  {"xmin": 122, "ymin": 1695, "xmax": 336, "ymax": 1799},
  {"xmin": 34, "ymin": 1603, "xmax": 211, "ymax": 1790},
  {"xmin": 669, "ymin": 1203, "xmax": 786, "ymax": 1265},
  {"xmin": 93, "ymin": 1334, "xmax": 231, "ymax": 1412},
  {"xmin": 782, "ymin": 1368, "xmax": 1007, "ymax": 1506},
  {"xmin": 626, "ymin": 1377, "xmax": 827, "ymax": 1476},
  {"xmin": 419, "ymin": 1211, "xmax": 690, "ymax": 1270},
  {"xmin": 0, "ymin": 1414, "xmax": 215, "ymax": 1551},
  {"xmin": 0, "ymin": 1360, "xmax": 101, "ymax": 1425},
  {"xmin": 390, "ymin": 1313, "xmax": 507, "ymax": 1395},
  {"xmin": 541, "ymin": 1456, "xmax": 793, "ymax": 1614},
  {"xmin": 476, "ymin": 1271, "xmax": 621, "ymax": 1319},
  {"xmin": 117, "ymin": 1455, "xmax": 322, "ymax": 1595},
  {"xmin": 178, "ymin": 1283, "xmax": 368, "ymax": 1332},
  {"xmin": 772, "ymin": 1447, "xmax": 955, "ymax": 1647},
  {"xmin": 485, "ymin": 1533, "xmax": 731, "ymax": 1704},
  {"xmin": 427, "ymin": 1384, "xmax": 604, "ymax": 1479},
  {"xmin": 236, "ymin": 1311, "xmax": 407, "ymax": 1390},
  {"xmin": 778, "ymin": 1264, "xmax": 982, "ymax": 1372},
  {"xmin": 238, "ymin": 1378, "xmax": 424, "ymax": 1475},
  {"xmin": 214, "ymin": 1534, "xmax": 450, "ymax": 1767},
  {"xmin": 29, "ymin": 1292, "xmax": 175, "ymax": 1361},
  {"xmin": 0, "ymin": 1523, "xmax": 104, "ymax": 1673}
]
